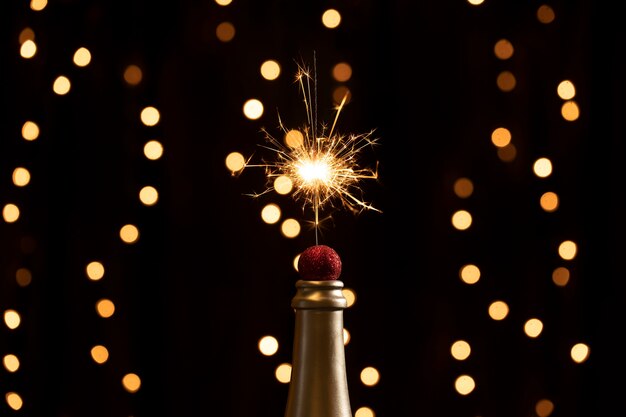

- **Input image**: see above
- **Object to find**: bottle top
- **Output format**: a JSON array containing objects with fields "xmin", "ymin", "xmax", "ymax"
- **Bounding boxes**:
[{"xmin": 297, "ymin": 245, "xmax": 342, "ymax": 281}]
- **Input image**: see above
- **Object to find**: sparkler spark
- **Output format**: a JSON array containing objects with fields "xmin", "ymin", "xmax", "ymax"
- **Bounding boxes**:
[{"xmin": 241, "ymin": 62, "xmax": 381, "ymax": 242}]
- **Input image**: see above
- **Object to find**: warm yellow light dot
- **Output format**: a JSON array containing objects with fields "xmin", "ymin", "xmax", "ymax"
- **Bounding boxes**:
[
  {"xmin": 16, "ymin": 268, "xmax": 32, "ymax": 287},
  {"xmin": 12, "ymin": 167, "xmax": 31, "ymax": 187},
  {"xmin": 285, "ymin": 129, "xmax": 304, "ymax": 147},
  {"xmin": 557, "ymin": 80, "xmax": 576, "ymax": 100},
  {"xmin": 120, "ymin": 224, "xmax": 139, "ymax": 244},
  {"xmin": 322, "ymin": 9, "xmax": 342, "ymax": 28},
  {"xmin": 273, "ymin": 175, "xmax": 293, "ymax": 195},
  {"xmin": 491, "ymin": 127, "xmax": 512, "ymax": 147},
  {"xmin": 141, "ymin": 106, "xmax": 160, "ymax": 126},
  {"xmin": 3, "ymin": 354, "xmax": 20, "ymax": 372},
  {"xmin": 355, "ymin": 407, "xmax": 375, "ymax": 417},
  {"xmin": 91, "ymin": 345, "xmax": 109, "ymax": 364},
  {"xmin": 122, "ymin": 373, "xmax": 141, "ymax": 393},
  {"xmin": 19, "ymin": 28, "xmax": 35, "ymax": 44},
  {"xmin": 30, "ymin": 0, "xmax": 47, "ymax": 11},
  {"xmin": 20, "ymin": 39, "xmax": 37, "ymax": 58},
  {"xmin": 53, "ymin": 75, "xmax": 71, "ymax": 95},
  {"xmin": 5, "ymin": 392, "xmax": 23, "ymax": 411},
  {"xmin": 73, "ymin": 47, "xmax": 92, "ymax": 67},
  {"xmin": 124, "ymin": 64, "xmax": 143, "ymax": 85},
  {"xmin": 144, "ymin": 140, "xmax": 164, "ymax": 160},
  {"xmin": 4, "ymin": 310, "xmax": 21, "ymax": 329},
  {"xmin": 451, "ymin": 340, "xmax": 471, "ymax": 360},
  {"xmin": 332, "ymin": 62, "xmax": 352, "ymax": 82},
  {"xmin": 494, "ymin": 39, "xmax": 514, "ymax": 60},
  {"xmin": 139, "ymin": 186, "xmax": 159, "ymax": 206},
  {"xmin": 536, "ymin": 398, "xmax": 555, "ymax": 417},
  {"xmin": 96, "ymin": 299, "xmax": 115, "ymax": 318},
  {"xmin": 558, "ymin": 240, "xmax": 577, "ymax": 260},
  {"xmin": 258, "ymin": 335, "xmax": 279, "ymax": 356},
  {"xmin": 260, "ymin": 60, "xmax": 281, "ymax": 80},
  {"xmin": 281, "ymin": 218, "xmax": 301, "ymax": 238},
  {"xmin": 22, "ymin": 120, "xmax": 40, "ymax": 141},
  {"xmin": 552, "ymin": 267, "xmax": 570, "ymax": 286},
  {"xmin": 488, "ymin": 300, "xmax": 509, "ymax": 320},
  {"xmin": 3, "ymin": 204, "xmax": 20, "ymax": 223},
  {"xmin": 293, "ymin": 254, "xmax": 300, "ymax": 271},
  {"xmin": 524, "ymin": 318, "xmax": 544, "ymax": 338},
  {"xmin": 497, "ymin": 70, "xmax": 516, "ymax": 92},
  {"xmin": 261, "ymin": 203, "xmax": 281, "ymax": 224},
  {"xmin": 453, "ymin": 177, "xmax": 473, "ymax": 198},
  {"xmin": 225, "ymin": 152, "xmax": 245, "ymax": 173},
  {"xmin": 215, "ymin": 0, "xmax": 233, "ymax": 5},
  {"xmin": 561, "ymin": 100, "xmax": 580, "ymax": 121},
  {"xmin": 459, "ymin": 264, "xmax": 480, "ymax": 284},
  {"xmin": 540, "ymin": 191, "xmax": 559, "ymax": 212},
  {"xmin": 451, "ymin": 210, "xmax": 472, "ymax": 230},
  {"xmin": 533, "ymin": 157, "xmax": 553, "ymax": 178},
  {"xmin": 216, "ymin": 21, "xmax": 236, "ymax": 42},
  {"xmin": 454, "ymin": 374, "xmax": 476, "ymax": 395},
  {"xmin": 497, "ymin": 143, "xmax": 517, "ymax": 162},
  {"xmin": 275, "ymin": 363, "xmax": 292, "ymax": 383},
  {"xmin": 86, "ymin": 261, "xmax": 105, "ymax": 281},
  {"xmin": 537, "ymin": 4, "xmax": 556, "ymax": 24},
  {"xmin": 342, "ymin": 288, "xmax": 356, "ymax": 307},
  {"xmin": 343, "ymin": 328, "xmax": 351, "ymax": 345},
  {"xmin": 360, "ymin": 366, "xmax": 380, "ymax": 386},
  {"xmin": 243, "ymin": 99, "xmax": 264, "ymax": 120},
  {"xmin": 570, "ymin": 342, "xmax": 590, "ymax": 363}
]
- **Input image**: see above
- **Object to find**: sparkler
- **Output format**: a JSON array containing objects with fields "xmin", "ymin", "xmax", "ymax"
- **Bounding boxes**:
[{"xmin": 241, "ymin": 61, "xmax": 381, "ymax": 244}]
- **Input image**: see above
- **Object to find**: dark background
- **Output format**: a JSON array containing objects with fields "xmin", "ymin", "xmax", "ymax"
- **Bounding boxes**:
[{"xmin": 2, "ymin": 0, "xmax": 625, "ymax": 416}]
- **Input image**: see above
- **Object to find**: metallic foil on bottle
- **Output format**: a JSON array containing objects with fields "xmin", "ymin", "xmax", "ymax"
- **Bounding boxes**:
[{"xmin": 285, "ymin": 280, "xmax": 352, "ymax": 417}]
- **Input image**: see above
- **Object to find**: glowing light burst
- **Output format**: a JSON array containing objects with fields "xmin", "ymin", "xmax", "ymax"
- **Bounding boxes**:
[{"xmin": 242, "ymin": 64, "xmax": 381, "ymax": 241}]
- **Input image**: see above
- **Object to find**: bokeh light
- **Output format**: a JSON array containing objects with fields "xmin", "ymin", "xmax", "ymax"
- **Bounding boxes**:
[
  {"xmin": 533, "ymin": 157, "xmax": 553, "ymax": 178},
  {"xmin": 120, "ymin": 224, "xmax": 140, "ymax": 244},
  {"xmin": 570, "ymin": 343, "xmax": 590, "ymax": 363},
  {"xmin": 73, "ymin": 47, "xmax": 91, "ymax": 67},
  {"xmin": 451, "ymin": 210, "xmax": 472, "ymax": 230},
  {"xmin": 243, "ymin": 99, "xmax": 264, "ymax": 120},
  {"xmin": 260, "ymin": 60, "xmax": 281, "ymax": 80},
  {"xmin": 216, "ymin": 22, "xmax": 236, "ymax": 42},
  {"xmin": 459, "ymin": 264, "xmax": 480, "ymax": 284},
  {"xmin": 275, "ymin": 363, "xmax": 292, "ymax": 383},
  {"xmin": 360, "ymin": 366, "xmax": 380, "ymax": 386},
  {"xmin": 488, "ymin": 300, "xmax": 509, "ymax": 320},
  {"xmin": 144, "ymin": 140, "xmax": 164, "ymax": 160},
  {"xmin": 141, "ymin": 106, "xmax": 160, "ymax": 126},
  {"xmin": 261, "ymin": 203, "xmax": 281, "ymax": 224},
  {"xmin": 322, "ymin": 9, "xmax": 341, "ymax": 28},
  {"xmin": 86, "ymin": 261, "xmax": 105, "ymax": 281},
  {"xmin": 558, "ymin": 240, "xmax": 577, "ymax": 260},
  {"xmin": 281, "ymin": 218, "xmax": 300, "ymax": 238},
  {"xmin": 524, "ymin": 318, "xmax": 544, "ymax": 338},
  {"xmin": 454, "ymin": 374, "xmax": 476, "ymax": 395},
  {"xmin": 451, "ymin": 340, "xmax": 471, "ymax": 360},
  {"xmin": 122, "ymin": 373, "xmax": 141, "ymax": 393},
  {"xmin": 258, "ymin": 335, "xmax": 279, "ymax": 356},
  {"xmin": 53, "ymin": 75, "xmax": 71, "ymax": 95}
]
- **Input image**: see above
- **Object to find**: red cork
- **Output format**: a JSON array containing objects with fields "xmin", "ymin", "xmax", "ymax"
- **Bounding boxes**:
[{"xmin": 297, "ymin": 245, "xmax": 342, "ymax": 281}]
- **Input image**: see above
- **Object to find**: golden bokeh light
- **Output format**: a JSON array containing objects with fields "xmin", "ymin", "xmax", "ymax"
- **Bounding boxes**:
[
  {"xmin": 12, "ymin": 167, "xmax": 31, "ymax": 187},
  {"xmin": 558, "ymin": 240, "xmax": 577, "ymax": 260},
  {"xmin": 273, "ymin": 175, "xmax": 293, "ymax": 195},
  {"xmin": 3, "ymin": 354, "xmax": 20, "ymax": 372},
  {"xmin": 451, "ymin": 340, "xmax": 471, "ymax": 360},
  {"xmin": 141, "ymin": 106, "xmax": 160, "ymax": 126},
  {"xmin": 284, "ymin": 129, "xmax": 304, "ymax": 148},
  {"xmin": 524, "ymin": 318, "xmax": 544, "ymax": 338},
  {"xmin": 451, "ymin": 210, "xmax": 472, "ymax": 230},
  {"xmin": 557, "ymin": 80, "xmax": 576, "ymax": 100},
  {"xmin": 216, "ymin": 21, "xmax": 236, "ymax": 42},
  {"xmin": 355, "ymin": 407, "xmax": 375, "ymax": 417},
  {"xmin": 491, "ymin": 127, "xmax": 512, "ymax": 147},
  {"xmin": 540, "ymin": 191, "xmax": 559, "ymax": 212},
  {"xmin": 120, "ymin": 224, "xmax": 140, "ymax": 244},
  {"xmin": 537, "ymin": 4, "xmax": 556, "ymax": 24},
  {"xmin": 322, "ymin": 9, "xmax": 341, "ymax": 28},
  {"xmin": 281, "ymin": 218, "xmax": 300, "ymax": 238},
  {"xmin": 570, "ymin": 343, "xmax": 590, "ymax": 363},
  {"xmin": 86, "ymin": 261, "xmax": 105, "ymax": 281},
  {"xmin": 453, "ymin": 177, "xmax": 474, "ymax": 198},
  {"xmin": 533, "ymin": 157, "xmax": 553, "ymax": 178},
  {"xmin": 4, "ymin": 309, "xmax": 21, "ymax": 330},
  {"xmin": 261, "ymin": 203, "xmax": 281, "ymax": 224},
  {"xmin": 275, "ymin": 363, "xmax": 292, "ymax": 383},
  {"xmin": 22, "ymin": 120, "xmax": 40, "ymax": 141},
  {"xmin": 454, "ymin": 374, "xmax": 476, "ymax": 395},
  {"xmin": 3, "ymin": 203, "xmax": 20, "ymax": 223},
  {"xmin": 342, "ymin": 288, "xmax": 356, "ymax": 307},
  {"xmin": 124, "ymin": 64, "xmax": 143, "ymax": 85},
  {"xmin": 260, "ymin": 60, "xmax": 281, "ymax": 80},
  {"xmin": 139, "ymin": 186, "xmax": 159, "ymax": 206},
  {"xmin": 497, "ymin": 70, "xmax": 516, "ymax": 92},
  {"xmin": 552, "ymin": 266, "xmax": 570, "ymax": 286},
  {"xmin": 73, "ymin": 47, "xmax": 91, "ymax": 67},
  {"xmin": 258, "ymin": 335, "xmax": 279, "ymax": 356},
  {"xmin": 332, "ymin": 62, "xmax": 352, "ymax": 82},
  {"xmin": 459, "ymin": 264, "xmax": 480, "ymax": 284},
  {"xmin": 561, "ymin": 100, "xmax": 580, "ymax": 121},
  {"xmin": 343, "ymin": 328, "xmax": 351, "ymax": 345},
  {"xmin": 96, "ymin": 299, "xmax": 115, "ymax": 318},
  {"xmin": 332, "ymin": 85, "xmax": 351, "ymax": 105},
  {"xmin": 497, "ymin": 143, "xmax": 517, "ymax": 162},
  {"xmin": 144, "ymin": 140, "xmax": 164, "ymax": 160},
  {"xmin": 30, "ymin": 0, "xmax": 47, "ymax": 11},
  {"xmin": 53, "ymin": 75, "xmax": 71, "ymax": 95},
  {"xmin": 19, "ymin": 27, "xmax": 35, "ymax": 43},
  {"xmin": 225, "ymin": 151, "xmax": 246, "ymax": 173},
  {"xmin": 360, "ymin": 366, "xmax": 380, "ymax": 387},
  {"xmin": 488, "ymin": 300, "xmax": 509, "ymax": 320},
  {"xmin": 536, "ymin": 398, "xmax": 555, "ymax": 417},
  {"xmin": 90, "ymin": 345, "xmax": 109, "ymax": 364},
  {"xmin": 5, "ymin": 392, "xmax": 23, "ymax": 411},
  {"xmin": 243, "ymin": 99, "xmax": 264, "ymax": 120},
  {"xmin": 122, "ymin": 373, "xmax": 142, "ymax": 393},
  {"xmin": 16, "ymin": 268, "xmax": 32, "ymax": 287},
  {"xmin": 20, "ymin": 39, "xmax": 37, "ymax": 58},
  {"xmin": 215, "ymin": 0, "xmax": 233, "ymax": 5},
  {"xmin": 494, "ymin": 39, "xmax": 514, "ymax": 60}
]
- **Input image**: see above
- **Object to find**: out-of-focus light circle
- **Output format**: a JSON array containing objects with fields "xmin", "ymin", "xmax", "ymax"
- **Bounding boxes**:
[
  {"xmin": 454, "ymin": 374, "xmax": 476, "ymax": 395},
  {"xmin": 124, "ymin": 64, "xmax": 143, "ymax": 85},
  {"xmin": 355, "ymin": 407, "xmax": 375, "ymax": 417},
  {"xmin": 342, "ymin": 288, "xmax": 356, "ymax": 307},
  {"xmin": 453, "ymin": 177, "xmax": 473, "ymax": 198},
  {"xmin": 19, "ymin": 28, "xmax": 35, "ymax": 44},
  {"xmin": 243, "ymin": 99, "xmax": 264, "ymax": 120},
  {"xmin": 258, "ymin": 335, "xmax": 279, "ymax": 356},
  {"xmin": 91, "ymin": 345, "xmax": 109, "ymax": 364},
  {"xmin": 120, "ymin": 224, "xmax": 139, "ymax": 243},
  {"xmin": 22, "ymin": 121, "xmax": 40, "ymax": 141},
  {"xmin": 3, "ymin": 204, "xmax": 20, "ymax": 223},
  {"xmin": 144, "ymin": 140, "xmax": 164, "ymax": 160},
  {"xmin": 260, "ymin": 60, "xmax": 281, "ymax": 80},
  {"xmin": 552, "ymin": 267, "xmax": 570, "ymax": 286},
  {"xmin": 53, "ymin": 75, "xmax": 71, "ymax": 95},
  {"xmin": 537, "ymin": 4, "xmax": 556, "ymax": 24},
  {"xmin": 20, "ymin": 39, "xmax": 37, "ymax": 58},
  {"xmin": 343, "ymin": 328, "xmax": 351, "ymax": 345},
  {"xmin": 216, "ymin": 21, "xmax": 236, "ymax": 42},
  {"xmin": 557, "ymin": 80, "xmax": 576, "ymax": 100},
  {"xmin": 524, "ymin": 318, "xmax": 544, "ymax": 338},
  {"xmin": 533, "ymin": 157, "xmax": 553, "ymax": 178},
  {"xmin": 570, "ymin": 343, "xmax": 590, "ymax": 363},
  {"xmin": 467, "ymin": 0, "xmax": 485, "ymax": 5},
  {"xmin": 274, "ymin": 176, "xmax": 293, "ymax": 194},
  {"xmin": 497, "ymin": 143, "xmax": 517, "ymax": 162},
  {"xmin": 30, "ymin": 0, "xmax": 47, "ymax": 11},
  {"xmin": 459, "ymin": 264, "xmax": 480, "ymax": 284},
  {"xmin": 451, "ymin": 210, "xmax": 472, "ymax": 230},
  {"xmin": 558, "ymin": 240, "xmax": 577, "ymax": 260},
  {"xmin": 491, "ymin": 127, "xmax": 512, "ymax": 147},
  {"xmin": 215, "ymin": 0, "xmax": 233, "ymax": 5},
  {"xmin": 281, "ymin": 218, "xmax": 301, "ymax": 238},
  {"xmin": 332, "ymin": 62, "xmax": 352, "ymax": 82},
  {"xmin": 275, "ymin": 363, "xmax": 292, "ymax": 383},
  {"xmin": 5, "ymin": 392, "xmax": 23, "ymax": 411},
  {"xmin": 451, "ymin": 340, "xmax": 471, "ymax": 360},
  {"xmin": 16, "ymin": 268, "xmax": 32, "ymax": 287},
  {"xmin": 561, "ymin": 101, "xmax": 580, "ymax": 121},
  {"xmin": 494, "ymin": 39, "xmax": 514, "ymax": 60},
  {"xmin": 4, "ymin": 310, "xmax": 21, "ymax": 329},
  {"xmin": 86, "ymin": 261, "xmax": 105, "ymax": 280},
  {"xmin": 261, "ymin": 203, "xmax": 281, "ymax": 224},
  {"xmin": 540, "ymin": 191, "xmax": 559, "ymax": 212},
  {"xmin": 122, "ymin": 373, "xmax": 141, "ymax": 393},
  {"xmin": 12, "ymin": 167, "xmax": 31, "ymax": 186},
  {"xmin": 536, "ymin": 399, "xmax": 555, "ymax": 417},
  {"xmin": 139, "ymin": 186, "xmax": 159, "ymax": 206},
  {"xmin": 96, "ymin": 299, "xmax": 115, "ymax": 318},
  {"xmin": 488, "ymin": 300, "xmax": 509, "ymax": 320},
  {"xmin": 322, "ymin": 9, "xmax": 341, "ymax": 28},
  {"xmin": 141, "ymin": 106, "xmax": 160, "ymax": 126},
  {"xmin": 285, "ymin": 129, "xmax": 304, "ymax": 147},
  {"xmin": 225, "ymin": 152, "xmax": 246, "ymax": 173},
  {"xmin": 333, "ymin": 86, "xmax": 351, "ymax": 105},
  {"xmin": 497, "ymin": 70, "xmax": 516, "ymax": 92},
  {"xmin": 360, "ymin": 367, "xmax": 380, "ymax": 386},
  {"xmin": 3, "ymin": 354, "xmax": 20, "ymax": 372},
  {"xmin": 73, "ymin": 47, "xmax": 91, "ymax": 67}
]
